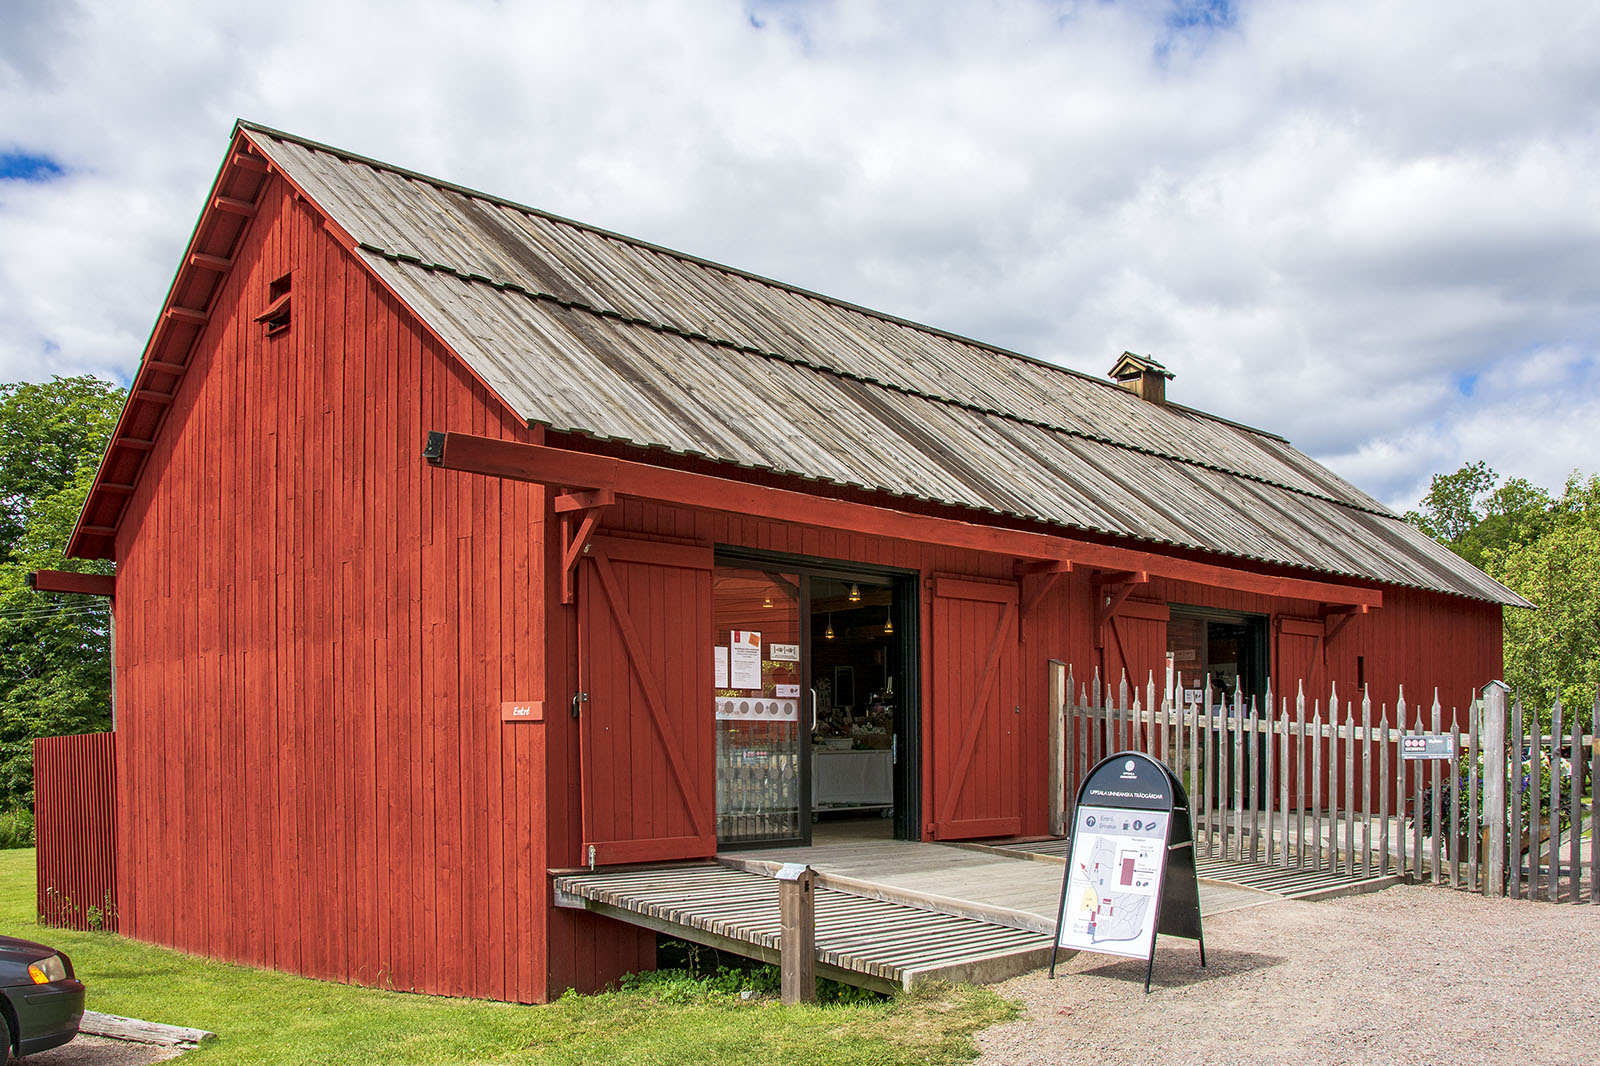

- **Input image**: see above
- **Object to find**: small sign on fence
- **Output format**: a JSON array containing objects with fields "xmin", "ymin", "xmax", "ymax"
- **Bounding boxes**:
[{"xmin": 1400, "ymin": 734, "xmax": 1456, "ymax": 760}]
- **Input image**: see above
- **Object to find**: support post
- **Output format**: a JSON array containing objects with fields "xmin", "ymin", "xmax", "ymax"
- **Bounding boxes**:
[
  {"xmin": 777, "ymin": 864, "xmax": 816, "ymax": 1005},
  {"xmin": 1049, "ymin": 661, "xmax": 1067, "ymax": 836},
  {"xmin": 1483, "ymin": 683, "xmax": 1507, "ymax": 897}
]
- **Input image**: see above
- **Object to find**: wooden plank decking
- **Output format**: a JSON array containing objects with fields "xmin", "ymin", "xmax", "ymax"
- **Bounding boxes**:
[
  {"xmin": 553, "ymin": 860, "xmax": 1053, "ymax": 993},
  {"xmin": 983, "ymin": 837, "xmax": 1403, "ymax": 900}
]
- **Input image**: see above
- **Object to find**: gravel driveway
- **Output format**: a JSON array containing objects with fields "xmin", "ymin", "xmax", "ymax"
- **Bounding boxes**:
[{"xmin": 978, "ymin": 884, "xmax": 1600, "ymax": 1065}]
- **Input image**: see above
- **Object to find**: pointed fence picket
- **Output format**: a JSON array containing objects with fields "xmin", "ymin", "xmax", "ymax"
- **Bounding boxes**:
[{"xmin": 1052, "ymin": 666, "xmax": 1598, "ymax": 903}]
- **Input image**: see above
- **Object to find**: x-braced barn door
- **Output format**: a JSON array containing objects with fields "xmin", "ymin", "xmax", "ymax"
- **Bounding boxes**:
[
  {"xmin": 929, "ymin": 577, "xmax": 1022, "ymax": 840},
  {"xmin": 577, "ymin": 536, "xmax": 715, "ymax": 865}
]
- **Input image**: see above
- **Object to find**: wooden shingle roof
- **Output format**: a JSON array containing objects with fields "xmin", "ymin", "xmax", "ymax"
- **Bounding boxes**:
[{"xmin": 74, "ymin": 121, "xmax": 1527, "ymax": 607}]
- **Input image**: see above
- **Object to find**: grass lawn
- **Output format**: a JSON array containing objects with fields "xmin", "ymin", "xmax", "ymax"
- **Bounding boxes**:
[{"xmin": 0, "ymin": 849, "xmax": 1014, "ymax": 1065}]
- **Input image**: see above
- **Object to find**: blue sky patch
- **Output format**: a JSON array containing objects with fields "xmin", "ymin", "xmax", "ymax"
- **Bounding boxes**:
[
  {"xmin": 1166, "ymin": 0, "xmax": 1235, "ymax": 32},
  {"xmin": 1455, "ymin": 373, "xmax": 1478, "ymax": 397},
  {"xmin": 0, "ymin": 151, "xmax": 66, "ymax": 182}
]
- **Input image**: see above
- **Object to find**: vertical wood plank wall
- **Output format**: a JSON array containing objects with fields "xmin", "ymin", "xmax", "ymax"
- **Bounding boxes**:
[
  {"xmin": 33, "ymin": 733, "xmax": 117, "ymax": 931},
  {"xmin": 112, "ymin": 177, "xmax": 551, "ymax": 1003}
]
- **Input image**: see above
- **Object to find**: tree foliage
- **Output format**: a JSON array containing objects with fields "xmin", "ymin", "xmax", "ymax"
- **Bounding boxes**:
[
  {"xmin": 1407, "ymin": 462, "xmax": 1600, "ymax": 717},
  {"xmin": 0, "ymin": 376, "xmax": 125, "ymax": 810}
]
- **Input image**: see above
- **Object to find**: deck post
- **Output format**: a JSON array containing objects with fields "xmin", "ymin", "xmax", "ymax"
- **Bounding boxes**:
[
  {"xmin": 1049, "ymin": 661, "xmax": 1068, "ymax": 836},
  {"xmin": 777, "ymin": 864, "xmax": 817, "ymax": 1004}
]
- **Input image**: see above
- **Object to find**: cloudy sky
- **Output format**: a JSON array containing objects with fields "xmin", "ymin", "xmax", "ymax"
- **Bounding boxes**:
[{"xmin": 2, "ymin": 0, "xmax": 1596, "ymax": 511}]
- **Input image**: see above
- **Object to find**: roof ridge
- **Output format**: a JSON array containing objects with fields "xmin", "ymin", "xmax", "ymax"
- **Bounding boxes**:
[
  {"xmin": 357, "ymin": 239, "xmax": 1396, "ymax": 522},
  {"xmin": 237, "ymin": 120, "xmax": 1288, "ymax": 443}
]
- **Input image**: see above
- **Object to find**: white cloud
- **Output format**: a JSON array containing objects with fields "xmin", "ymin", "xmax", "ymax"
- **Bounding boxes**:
[{"xmin": 1, "ymin": 0, "xmax": 1596, "ymax": 514}]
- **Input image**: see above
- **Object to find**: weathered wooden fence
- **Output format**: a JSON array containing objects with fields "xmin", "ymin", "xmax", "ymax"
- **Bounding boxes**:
[{"xmin": 1050, "ymin": 664, "xmax": 1598, "ymax": 904}]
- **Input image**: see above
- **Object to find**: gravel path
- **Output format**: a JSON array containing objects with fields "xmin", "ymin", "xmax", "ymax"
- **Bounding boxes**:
[{"xmin": 977, "ymin": 884, "xmax": 1600, "ymax": 1066}]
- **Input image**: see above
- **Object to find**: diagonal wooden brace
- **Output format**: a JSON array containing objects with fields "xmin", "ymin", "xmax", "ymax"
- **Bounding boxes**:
[{"xmin": 558, "ymin": 489, "xmax": 615, "ymax": 604}]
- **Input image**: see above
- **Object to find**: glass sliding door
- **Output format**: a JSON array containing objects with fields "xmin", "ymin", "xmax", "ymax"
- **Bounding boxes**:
[{"xmin": 712, "ymin": 566, "xmax": 805, "ymax": 846}]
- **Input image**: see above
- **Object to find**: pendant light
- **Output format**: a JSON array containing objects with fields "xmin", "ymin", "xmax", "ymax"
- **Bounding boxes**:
[
  {"xmin": 825, "ymin": 613, "xmax": 835, "ymax": 640},
  {"xmin": 847, "ymin": 582, "xmax": 861, "ymax": 603},
  {"xmin": 763, "ymin": 592, "xmax": 774, "ymax": 609},
  {"xmin": 883, "ymin": 607, "xmax": 894, "ymax": 636}
]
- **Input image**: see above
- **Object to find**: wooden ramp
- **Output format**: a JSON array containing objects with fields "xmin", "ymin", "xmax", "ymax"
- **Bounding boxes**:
[{"xmin": 553, "ymin": 861, "xmax": 1053, "ymax": 994}]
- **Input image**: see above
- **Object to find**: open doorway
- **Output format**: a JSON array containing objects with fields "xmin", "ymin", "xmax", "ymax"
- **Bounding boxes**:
[
  {"xmin": 808, "ymin": 576, "xmax": 900, "ymax": 843},
  {"xmin": 1168, "ymin": 606, "xmax": 1268, "ymax": 803},
  {"xmin": 712, "ymin": 555, "xmax": 918, "ymax": 850}
]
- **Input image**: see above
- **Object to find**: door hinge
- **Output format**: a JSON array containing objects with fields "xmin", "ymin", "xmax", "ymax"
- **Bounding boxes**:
[{"xmin": 571, "ymin": 691, "xmax": 588, "ymax": 718}]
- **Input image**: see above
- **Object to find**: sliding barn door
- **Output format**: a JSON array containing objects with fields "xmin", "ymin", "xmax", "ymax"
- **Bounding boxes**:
[
  {"xmin": 1274, "ymin": 616, "xmax": 1328, "ymax": 705},
  {"xmin": 929, "ymin": 577, "xmax": 1022, "ymax": 840},
  {"xmin": 577, "ymin": 536, "xmax": 715, "ymax": 865},
  {"xmin": 1102, "ymin": 599, "xmax": 1171, "ymax": 704}
]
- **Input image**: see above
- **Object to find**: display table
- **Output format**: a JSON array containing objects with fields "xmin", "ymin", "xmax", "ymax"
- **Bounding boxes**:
[{"xmin": 811, "ymin": 749, "xmax": 892, "ymax": 810}]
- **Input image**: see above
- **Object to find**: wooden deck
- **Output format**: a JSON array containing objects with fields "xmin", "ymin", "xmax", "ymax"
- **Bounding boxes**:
[
  {"xmin": 552, "ymin": 836, "xmax": 1307, "ymax": 992},
  {"xmin": 981, "ymin": 837, "xmax": 1405, "ymax": 900},
  {"xmin": 553, "ymin": 860, "xmax": 1054, "ymax": 993}
]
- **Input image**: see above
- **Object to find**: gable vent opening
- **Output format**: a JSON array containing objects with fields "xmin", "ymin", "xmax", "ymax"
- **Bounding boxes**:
[{"xmin": 256, "ymin": 272, "xmax": 292, "ymax": 336}]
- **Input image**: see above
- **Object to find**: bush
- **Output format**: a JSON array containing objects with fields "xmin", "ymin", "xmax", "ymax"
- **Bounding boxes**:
[
  {"xmin": 1412, "ymin": 748, "xmax": 1585, "ymax": 839},
  {"xmin": 0, "ymin": 807, "xmax": 33, "ymax": 849}
]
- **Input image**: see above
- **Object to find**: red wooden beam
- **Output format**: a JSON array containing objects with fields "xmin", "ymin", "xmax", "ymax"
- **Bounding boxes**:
[
  {"xmin": 165, "ymin": 306, "xmax": 209, "ymax": 325},
  {"xmin": 27, "ymin": 570, "xmax": 115, "ymax": 597},
  {"xmin": 213, "ymin": 195, "xmax": 257, "ymax": 217},
  {"xmin": 188, "ymin": 252, "xmax": 234, "ymax": 272},
  {"xmin": 427, "ymin": 431, "xmax": 1385, "ymax": 609}
]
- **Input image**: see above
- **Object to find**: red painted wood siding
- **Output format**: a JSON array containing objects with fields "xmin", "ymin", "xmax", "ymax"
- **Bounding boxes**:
[
  {"xmin": 577, "ymin": 537, "xmax": 715, "ymax": 864},
  {"xmin": 928, "ymin": 578, "xmax": 1022, "ymax": 839},
  {"xmin": 112, "ymin": 175, "xmax": 551, "ymax": 1002},
  {"xmin": 34, "ymin": 733, "xmax": 117, "ymax": 931},
  {"xmin": 1101, "ymin": 598, "xmax": 1171, "ymax": 706}
]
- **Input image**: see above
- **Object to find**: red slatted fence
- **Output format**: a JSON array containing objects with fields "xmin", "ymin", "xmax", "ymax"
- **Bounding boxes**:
[{"xmin": 34, "ymin": 732, "xmax": 118, "ymax": 931}]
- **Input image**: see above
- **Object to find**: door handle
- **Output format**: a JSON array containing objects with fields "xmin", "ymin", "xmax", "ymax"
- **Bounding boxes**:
[
  {"xmin": 810, "ymin": 689, "xmax": 818, "ymax": 731},
  {"xmin": 571, "ymin": 692, "xmax": 588, "ymax": 718}
]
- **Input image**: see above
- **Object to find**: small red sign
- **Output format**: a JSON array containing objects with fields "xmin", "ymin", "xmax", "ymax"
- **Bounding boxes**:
[{"xmin": 501, "ymin": 700, "xmax": 544, "ymax": 723}]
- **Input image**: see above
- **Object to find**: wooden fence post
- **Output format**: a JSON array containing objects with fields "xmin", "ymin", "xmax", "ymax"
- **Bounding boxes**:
[
  {"xmin": 1590, "ymin": 689, "xmax": 1599, "ymax": 905},
  {"xmin": 777, "ymin": 864, "xmax": 816, "ymax": 1005},
  {"xmin": 1049, "ymin": 661, "xmax": 1067, "ymax": 836},
  {"xmin": 1477, "ymin": 687, "xmax": 1501, "ymax": 895}
]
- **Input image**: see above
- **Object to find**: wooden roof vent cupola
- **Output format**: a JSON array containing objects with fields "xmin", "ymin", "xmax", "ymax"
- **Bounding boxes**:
[{"xmin": 1109, "ymin": 351, "xmax": 1174, "ymax": 405}]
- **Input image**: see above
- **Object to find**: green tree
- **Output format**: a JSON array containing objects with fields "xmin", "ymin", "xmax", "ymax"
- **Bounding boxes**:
[
  {"xmin": 1490, "ymin": 474, "xmax": 1600, "ymax": 716},
  {"xmin": 1408, "ymin": 462, "xmax": 1600, "ymax": 719},
  {"xmin": 1405, "ymin": 461, "xmax": 1551, "ymax": 570},
  {"xmin": 0, "ymin": 376, "xmax": 125, "ymax": 811}
]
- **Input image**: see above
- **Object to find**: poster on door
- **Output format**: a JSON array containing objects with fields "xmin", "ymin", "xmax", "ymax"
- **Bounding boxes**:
[{"xmin": 729, "ymin": 630, "xmax": 763, "ymax": 690}]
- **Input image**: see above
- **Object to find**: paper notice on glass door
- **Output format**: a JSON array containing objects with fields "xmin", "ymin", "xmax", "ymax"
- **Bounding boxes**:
[
  {"xmin": 714, "ymin": 646, "xmax": 729, "ymax": 689},
  {"xmin": 730, "ymin": 630, "xmax": 762, "ymax": 689}
]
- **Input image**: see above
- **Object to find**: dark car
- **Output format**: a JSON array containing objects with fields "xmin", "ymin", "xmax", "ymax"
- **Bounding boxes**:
[{"xmin": 0, "ymin": 935, "xmax": 84, "ymax": 1059}]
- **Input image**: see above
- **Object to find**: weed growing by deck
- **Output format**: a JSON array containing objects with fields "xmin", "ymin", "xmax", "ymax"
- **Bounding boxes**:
[{"xmin": 0, "ymin": 850, "xmax": 1015, "ymax": 1064}]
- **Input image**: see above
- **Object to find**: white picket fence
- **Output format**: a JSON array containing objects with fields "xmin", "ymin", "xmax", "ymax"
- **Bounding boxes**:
[{"xmin": 1048, "ymin": 664, "xmax": 1599, "ymax": 903}]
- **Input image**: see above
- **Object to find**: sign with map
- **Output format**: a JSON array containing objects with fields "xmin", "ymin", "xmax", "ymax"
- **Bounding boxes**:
[
  {"xmin": 1058, "ymin": 804, "xmax": 1170, "ymax": 958},
  {"xmin": 1050, "ymin": 750, "xmax": 1206, "ymax": 991}
]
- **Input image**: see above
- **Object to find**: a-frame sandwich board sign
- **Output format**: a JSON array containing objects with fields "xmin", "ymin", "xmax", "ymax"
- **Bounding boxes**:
[{"xmin": 1049, "ymin": 749, "xmax": 1205, "ymax": 992}]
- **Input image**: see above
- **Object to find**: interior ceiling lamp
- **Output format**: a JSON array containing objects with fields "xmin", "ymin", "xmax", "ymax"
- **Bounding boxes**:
[
  {"xmin": 848, "ymin": 582, "xmax": 861, "ymax": 603},
  {"xmin": 763, "ymin": 592, "xmax": 774, "ymax": 609},
  {"xmin": 883, "ymin": 608, "xmax": 894, "ymax": 636},
  {"xmin": 825, "ymin": 613, "xmax": 835, "ymax": 640}
]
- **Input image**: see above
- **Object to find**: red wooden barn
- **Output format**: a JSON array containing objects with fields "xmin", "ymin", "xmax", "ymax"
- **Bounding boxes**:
[{"xmin": 63, "ymin": 122, "xmax": 1524, "ymax": 1002}]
